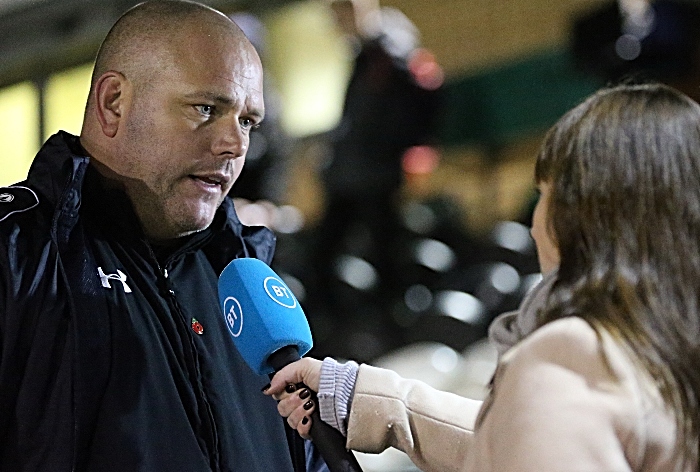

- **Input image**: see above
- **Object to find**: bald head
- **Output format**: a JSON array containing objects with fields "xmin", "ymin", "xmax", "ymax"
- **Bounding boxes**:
[{"xmin": 86, "ymin": 0, "xmax": 251, "ymax": 111}]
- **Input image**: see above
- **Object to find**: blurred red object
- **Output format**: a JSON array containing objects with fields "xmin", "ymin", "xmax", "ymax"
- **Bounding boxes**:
[
  {"xmin": 409, "ymin": 48, "xmax": 445, "ymax": 91},
  {"xmin": 402, "ymin": 145, "xmax": 441, "ymax": 175}
]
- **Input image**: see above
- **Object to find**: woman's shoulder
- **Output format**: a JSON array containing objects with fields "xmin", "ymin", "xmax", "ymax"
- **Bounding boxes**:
[
  {"xmin": 502, "ymin": 317, "xmax": 602, "ymax": 368},
  {"xmin": 494, "ymin": 317, "xmax": 679, "ymax": 470},
  {"xmin": 500, "ymin": 315, "xmax": 666, "ymax": 417},
  {"xmin": 525, "ymin": 315, "xmax": 595, "ymax": 340},
  {"xmin": 501, "ymin": 316, "xmax": 653, "ymax": 396}
]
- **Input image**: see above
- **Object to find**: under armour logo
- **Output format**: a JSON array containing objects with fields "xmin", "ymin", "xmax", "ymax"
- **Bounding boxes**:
[
  {"xmin": 98, "ymin": 267, "xmax": 132, "ymax": 293},
  {"xmin": 0, "ymin": 193, "xmax": 14, "ymax": 203}
]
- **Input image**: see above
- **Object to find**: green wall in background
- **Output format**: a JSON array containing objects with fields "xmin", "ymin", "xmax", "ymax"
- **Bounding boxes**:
[{"xmin": 439, "ymin": 48, "xmax": 603, "ymax": 150}]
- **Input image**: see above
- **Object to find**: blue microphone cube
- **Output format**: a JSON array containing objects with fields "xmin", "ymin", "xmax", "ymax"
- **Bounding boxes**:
[{"xmin": 218, "ymin": 257, "xmax": 313, "ymax": 375}]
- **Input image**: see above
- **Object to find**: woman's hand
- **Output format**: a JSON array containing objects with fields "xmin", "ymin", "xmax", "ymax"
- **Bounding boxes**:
[{"xmin": 263, "ymin": 357, "xmax": 323, "ymax": 439}]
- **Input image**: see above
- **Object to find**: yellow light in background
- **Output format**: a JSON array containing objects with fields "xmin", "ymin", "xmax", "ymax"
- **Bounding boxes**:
[
  {"xmin": 265, "ymin": 1, "xmax": 351, "ymax": 137},
  {"xmin": 0, "ymin": 82, "xmax": 39, "ymax": 186},
  {"xmin": 44, "ymin": 63, "xmax": 93, "ymax": 140}
]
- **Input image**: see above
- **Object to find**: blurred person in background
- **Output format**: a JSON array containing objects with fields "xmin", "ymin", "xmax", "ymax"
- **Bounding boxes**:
[
  {"xmin": 267, "ymin": 82, "xmax": 700, "ymax": 471},
  {"xmin": 310, "ymin": 0, "xmax": 443, "ymax": 347},
  {"xmin": 230, "ymin": 11, "xmax": 296, "ymax": 205}
]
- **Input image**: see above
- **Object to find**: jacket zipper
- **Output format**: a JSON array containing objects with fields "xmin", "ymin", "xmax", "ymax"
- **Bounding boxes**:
[{"xmin": 149, "ymin": 247, "xmax": 222, "ymax": 471}]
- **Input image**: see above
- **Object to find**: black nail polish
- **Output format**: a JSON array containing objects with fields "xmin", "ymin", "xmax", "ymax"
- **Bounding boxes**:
[
  {"xmin": 299, "ymin": 389, "xmax": 310, "ymax": 399},
  {"xmin": 302, "ymin": 416, "xmax": 309, "ymax": 425},
  {"xmin": 285, "ymin": 384, "xmax": 297, "ymax": 394},
  {"xmin": 303, "ymin": 400, "xmax": 313, "ymax": 410},
  {"xmin": 261, "ymin": 383, "xmax": 271, "ymax": 392}
]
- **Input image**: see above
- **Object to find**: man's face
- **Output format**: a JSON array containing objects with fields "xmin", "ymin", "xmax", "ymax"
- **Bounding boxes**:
[{"xmin": 115, "ymin": 29, "xmax": 264, "ymax": 241}]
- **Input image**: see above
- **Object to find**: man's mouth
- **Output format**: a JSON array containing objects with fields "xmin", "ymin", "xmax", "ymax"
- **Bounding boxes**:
[{"xmin": 190, "ymin": 173, "xmax": 230, "ymax": 189}]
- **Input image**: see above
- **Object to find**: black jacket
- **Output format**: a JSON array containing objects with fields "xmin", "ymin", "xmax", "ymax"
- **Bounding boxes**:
[{"xmin": 0, "ymin": 132, "xmax": 299, "ymax": 471}]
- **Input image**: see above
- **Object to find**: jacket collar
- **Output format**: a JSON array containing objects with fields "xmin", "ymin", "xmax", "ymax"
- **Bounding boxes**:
[
  {"xmin": 24, "ymin": 132, "xmax": 90, "ymax": 243},
  {"xmin": 26, "ymin": 131, "xmax": 90, "ymax": 208}
]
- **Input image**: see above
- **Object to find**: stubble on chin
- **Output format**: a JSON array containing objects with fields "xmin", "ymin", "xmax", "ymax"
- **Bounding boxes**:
[{"xmin": 161, "ymin": 196, "xmax": 222, "ymax": 239}]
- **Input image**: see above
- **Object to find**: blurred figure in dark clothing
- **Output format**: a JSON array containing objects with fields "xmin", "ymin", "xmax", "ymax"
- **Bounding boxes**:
[
  {"xmin": 230, "ymin": 12, "xmax": 296, "ymax": 204},
  {"xmin": 571, "ymin": 0, "xmax": 700, "ymax": 102},
  {"xmin": 310, "ymin": 0, "xmax": 443, "ymax": 349}
]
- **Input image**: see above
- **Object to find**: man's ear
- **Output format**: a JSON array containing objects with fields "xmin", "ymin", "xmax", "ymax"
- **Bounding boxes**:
[{"xmin": 93, "ymin": 71, "xmax": 128, "ymax": 138}]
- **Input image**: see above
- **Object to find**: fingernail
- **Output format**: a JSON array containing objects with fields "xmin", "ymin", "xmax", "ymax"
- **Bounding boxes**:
[
  {"xmin": 261, "ymin": 383, "xmax": 271, "ymax": 392},
  {"xmin": 285, "ymin": 384, "xmax": 297, "ymax": 394},
  {"xmin": 299, "ymin": 389, "xmax": 310, "ymax": 399},
  {"xmin": 302, "ymin": 416, "xmax": 309, "ymax": 425},
  {"xmin": 303, "ymin": 400, "xmax": 313, "ymax": 410}
]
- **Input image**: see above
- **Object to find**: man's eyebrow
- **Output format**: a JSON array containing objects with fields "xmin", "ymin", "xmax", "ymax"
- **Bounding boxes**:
[{"xmin": 184, "ymin": 92, "xmax": 234, "ymax": 106}]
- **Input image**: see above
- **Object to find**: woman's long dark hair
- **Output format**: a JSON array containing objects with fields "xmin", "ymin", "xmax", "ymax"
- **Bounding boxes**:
[{"xmin": 536, "ymin": 83, "xmax": 700, "ymax": 468}]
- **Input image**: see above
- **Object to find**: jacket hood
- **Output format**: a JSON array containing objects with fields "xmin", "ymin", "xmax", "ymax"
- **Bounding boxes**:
[
  {"xmin": 25, "ymin": 131, "xmax": 89, "ymax": 207},
  {"xmin": 488, "ymin": 269, "xmax": 557, "ymax": 358}
]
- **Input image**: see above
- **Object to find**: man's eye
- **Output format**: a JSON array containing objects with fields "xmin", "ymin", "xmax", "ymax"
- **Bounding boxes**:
[
  {"xmin": 240, "ymin": 117, "xmax": 257, "ymax": 130},
  {"xmin": 195, "ymin": 105, "xmax": 214, "ymax": 116}
]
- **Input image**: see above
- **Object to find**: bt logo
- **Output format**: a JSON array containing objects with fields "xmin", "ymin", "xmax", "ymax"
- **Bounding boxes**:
[
  {"xmin": 222, "ymin": 276, "xmax": 297, "ymax": 339},
  {"xmin": 223, "ymin": 297, "xmax": 243, "ymax": 338},
  {"xmin": 264, "ymin": 276, "xmax": 297, "ymax": 308}
]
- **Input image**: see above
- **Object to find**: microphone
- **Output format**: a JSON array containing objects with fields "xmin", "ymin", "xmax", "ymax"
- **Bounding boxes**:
[{"xmin": 218, "ymin": 257, "xmax": 363, "ymax": 472}]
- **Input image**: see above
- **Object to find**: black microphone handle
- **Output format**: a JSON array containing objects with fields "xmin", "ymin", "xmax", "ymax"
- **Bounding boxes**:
[{"xmin": 268, "ymin": 346, "xmax": 364, "ymax": 472}]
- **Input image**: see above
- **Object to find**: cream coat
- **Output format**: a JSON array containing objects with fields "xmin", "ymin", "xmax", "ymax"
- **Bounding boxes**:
[{"xmin": 346, "ymin": 317, "xmax": 688, "ymax": 471}]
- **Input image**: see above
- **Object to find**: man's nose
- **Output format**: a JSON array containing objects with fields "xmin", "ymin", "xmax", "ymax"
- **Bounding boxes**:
[{"xmin": 212, "ymin": 118, "xmax": 248, "ymax": 158}]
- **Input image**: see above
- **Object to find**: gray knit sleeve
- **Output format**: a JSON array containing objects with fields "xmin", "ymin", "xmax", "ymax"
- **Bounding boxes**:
[{"xmin": 317, "ymin": 357, "xmax": 359, "ymax": 436}]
